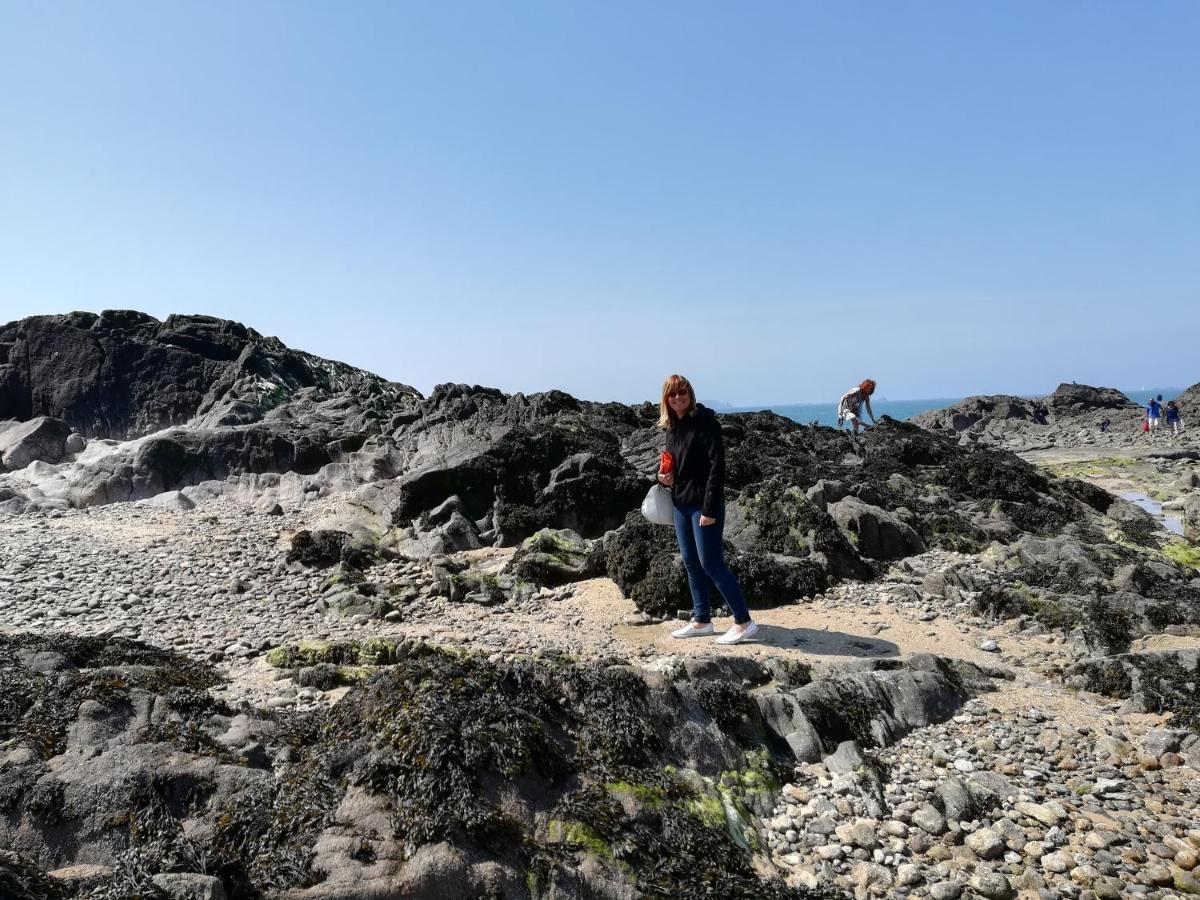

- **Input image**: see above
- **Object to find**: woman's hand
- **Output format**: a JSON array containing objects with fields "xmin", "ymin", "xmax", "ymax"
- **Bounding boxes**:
[
  {"xmin": 657, "ymin": 472, "xmax": 674, "ymax": 487},
  {"xmin": 699, "ymin": 515, "xmax": 716, "ymax": 526}
]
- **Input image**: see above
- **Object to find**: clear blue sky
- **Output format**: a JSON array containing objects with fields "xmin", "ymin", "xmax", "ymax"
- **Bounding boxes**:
[{"xmin": 2, "ymin": 2, "xmax": 1197, "ymax": 405}]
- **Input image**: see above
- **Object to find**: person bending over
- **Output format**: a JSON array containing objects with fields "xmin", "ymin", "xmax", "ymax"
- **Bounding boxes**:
[
  {"xmin": 657, "ymin": 374, "xmax": 757, "ymax": 645},
  {"xmin": 838, "ymin": 379, "xmax": 878, "ymax": 434}
]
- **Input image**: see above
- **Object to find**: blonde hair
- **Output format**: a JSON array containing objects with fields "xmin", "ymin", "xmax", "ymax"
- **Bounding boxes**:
[{"xmin": 659, "ymin": 374, "xmax": 696, "ymax": 428}]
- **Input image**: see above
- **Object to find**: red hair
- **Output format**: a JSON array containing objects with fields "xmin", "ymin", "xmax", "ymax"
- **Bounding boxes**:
[
  {"xmin": 859, "ymin": 379, "xmax": 876, "ymax": 396},
  {"xmin": 659, "ymin": 374, "xmax": 696, "ymax": 428}
]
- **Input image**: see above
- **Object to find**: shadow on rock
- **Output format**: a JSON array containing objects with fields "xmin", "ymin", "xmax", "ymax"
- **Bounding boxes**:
[{"xmin": 750, "ymin": 625, "xmax": 901, "ymax": 658}]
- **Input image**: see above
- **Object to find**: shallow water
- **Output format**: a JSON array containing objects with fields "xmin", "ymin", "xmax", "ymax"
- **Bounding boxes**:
[{"xmin": 1119, "ymin": 490, "xmax": 1184, "ymax": 536}]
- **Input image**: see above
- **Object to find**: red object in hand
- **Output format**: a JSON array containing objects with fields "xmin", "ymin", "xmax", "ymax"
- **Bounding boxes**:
[{"xmin": 659, "ymin": 450, "xmax": 674, "ymax": 474}]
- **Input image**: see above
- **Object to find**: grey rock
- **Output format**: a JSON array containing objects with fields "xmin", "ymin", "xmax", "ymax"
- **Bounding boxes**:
[
  {"xmin": 929, "ymin": 881, "xmax": 965, "ymax": 900},
  {"xmin": 827, "ymin": 496, "xmax": 926, "ymax": 561},
  {"xmin": 824, "ymin": 740, "xmax": 866, "ymax": 775},
  {"xmin": 0, "ymin": 416, "xmax": 73, "ymax": 471},
  {"xmin": 969, "ymin": 869, "xmax": 1016, "ymax": 900},
  {"xmin": 966, "ymin": 827, "xmax": 1006, "ymax": 860},
  {"xmin": 151, "ymin": 873, "xmax": 227, "ymax": 900},
  {"xmin": 913, "ymin": 803, "xmax": 947, "ymax": 835}
]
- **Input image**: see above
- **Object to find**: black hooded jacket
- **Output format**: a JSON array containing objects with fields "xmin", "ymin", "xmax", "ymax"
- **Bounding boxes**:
[{"xmin": 665, "ymin": 404, "xmax": 726, "ymax": 518}]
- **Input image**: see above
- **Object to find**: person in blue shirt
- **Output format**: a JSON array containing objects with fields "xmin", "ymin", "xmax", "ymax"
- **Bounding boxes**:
[{"xmin": 1147, "ymin": 396, "xmax": 1162, "ymax": 432}]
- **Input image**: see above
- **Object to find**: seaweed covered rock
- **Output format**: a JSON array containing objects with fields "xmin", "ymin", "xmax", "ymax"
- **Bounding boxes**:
[
  {"xmin": 507, "ymin": 528, "xmax": 594, "ymax": 585},
  {"xmin": 0, "ymin": 630, "xmax": 1003, "ymax": 898},
  {"xmin": 826, "ymin": 497, "xmax": 925, "ymax": 561},
  {"xmin": 731, "ymin": 479, "xmax": 868, "ymax": 580},
  {"xmin": 0, "ymin": 850, "xmax": 68, "ymax": 900},
  {"xmin": 287, "ymin": 529, "xmax": 377, "ymax": 570},
  {"xmin": 1068, "ymin": 650, "xmax": 1200, "ymax": 731}
]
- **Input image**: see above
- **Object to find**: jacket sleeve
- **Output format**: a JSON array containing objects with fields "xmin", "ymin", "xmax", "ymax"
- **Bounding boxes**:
[{"xmin": 702, "ymin": 418, "xmax": 725, "ymax": 518}]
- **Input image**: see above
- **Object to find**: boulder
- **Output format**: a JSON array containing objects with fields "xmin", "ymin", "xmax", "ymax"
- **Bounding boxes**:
[
  {"xmin": 0, "ymin": 417, "xmax": 73, "ymax": 470},
  {"xmin": 1185, "ymin": 495, "xmax": 1200, "ymax": 544},
  {"xmin": 1047, "ymin": 383, "xmax": 1136, "ymax": 413},
  {"xmin": 507, "ymin": 528, "xmax": 592, "ymax": 585},
  {"xmin": 827, "ymin": 496, "xmax": 925, "ymax": 561}
]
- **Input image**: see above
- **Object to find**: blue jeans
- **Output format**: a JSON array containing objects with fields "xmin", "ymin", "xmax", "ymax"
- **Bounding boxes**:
[{"xmin": 672, "ymin": 503, "xmax": 751, "ymax": 625}]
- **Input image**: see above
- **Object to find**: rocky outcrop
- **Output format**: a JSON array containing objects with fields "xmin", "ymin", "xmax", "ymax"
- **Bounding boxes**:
[
  {"xmin": 909, "ymin": 383, "xmax": 1181, "ymax": 452},
  {"xmin": 1068, "ymin": 650, "xmax": 1200, "ymax": 730},
  {"xmin": 1176, "ymin": 381, "xmax": 1200, "ymax": 411},
  {"xmin": 4, "ymin": 313, "xmax": 1184, "ymax": 626},
  {"xmin": 1045, "ymin": 382, "xmax": 1136, "ymax": 413},
  {"xmin": 0, "ymin": 311, "xmax": 419, "ymax": 441},
  {"xmin": 1, "ymin": 632, "xmax": 984, "ymax": 899}
]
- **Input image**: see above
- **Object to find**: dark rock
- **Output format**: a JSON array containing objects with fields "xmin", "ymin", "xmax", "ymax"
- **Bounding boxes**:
[
  {"xmin": 287, "ymin": 530, "xmax": 376, "ymax": 570},
  {"xmin": 1068, "ymin": 650, "xmax": 1200, "ymax": 730},
  {"xmin": 2, "ymin": 631, "xmax": 854, "ymax": 900},
  {"xmin": 1046, "ymin": 382, "xmax": 1136, "ymax": 413},
  {"xmin": 0, "ymin": 311, "xmax": 418, "ymax": 440}
]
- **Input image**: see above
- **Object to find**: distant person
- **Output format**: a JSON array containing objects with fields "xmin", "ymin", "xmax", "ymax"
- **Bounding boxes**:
[
  {"xmin": 1099, "ymin": 418, "xmax": 1111, "ymax": 433},
  {"xmin": 657, "ymin": 374, "xmax": 757, "ymax": 646},
  {"xmin": 837, "ymin": 379, "xmax": 878, "ymax": 434},
  {"xmin": 1166, "ymin": 400, "xmax": 1183, "ymax": 434},
  {"xmin": 1147, "ymin": 396, "xmax": 1163, "ymax": 432}
]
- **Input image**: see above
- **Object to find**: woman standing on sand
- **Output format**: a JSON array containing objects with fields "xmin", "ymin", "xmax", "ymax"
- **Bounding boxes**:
[
  {"xmin": 657, "ymin": 374, "xmax": 757, "ymax": 645},
  {"xmin": 837, "ymin": 379, "xmax": 878, "ymax": 434}
]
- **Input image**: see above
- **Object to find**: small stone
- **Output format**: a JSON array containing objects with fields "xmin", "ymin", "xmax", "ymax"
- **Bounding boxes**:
[
  {"xmin": 913, "ymin": 803, "xmax": 947, "ymax": 835},
  {"xmin": 850, "ymin": 861, "xmax": 893, "ymax": 890},
  {"xmin": 969, "ymin": 869, "xmax": 1015, "ymax": 900},
  {"xmin": 883, "ymin": 820, "xmax": 909, "ymax": 838},
  {"xmin": 979, "ymin": 639, "xmax": 1000, "ymax": 652},
  {"xmin": 1040, "ymin": 850, "xmax": 1074, "ymax": 874},
  {"xmin": 1015, "ymin": 801, "xmax": 1065, "ymax": 827},
  {"xmin": 1144, "ymin": 864, "xmax": 1172, "ymax": 885},
  {"xmin": 1085, "ymin": 830, "xmax": 1121, "ymax": 850},
  {"xmin": 928, "ymin": 881, "xmax": 964, "ymax": 900},
  {"xmin": 1176, "ymin": 870, "xmax": 1200, "ymax": 895},
  {"xmin": 966, "ymin": 828, "xmax": 1006, "ymax": 861}
]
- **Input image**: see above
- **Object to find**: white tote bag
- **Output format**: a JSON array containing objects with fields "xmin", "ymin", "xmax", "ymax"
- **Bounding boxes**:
[{"xmin": 641, "ymin": 483, "xmax": 675, "ymax": 526}]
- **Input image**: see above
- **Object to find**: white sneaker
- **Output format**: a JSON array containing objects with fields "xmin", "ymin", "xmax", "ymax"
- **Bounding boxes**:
[
  {"xmin": 716, "ymin": 622, "xmax": 758, "ymax": 645},
  {"xmin": 671, "ymin": 622, "xmax": 715, "ymax": 638}
]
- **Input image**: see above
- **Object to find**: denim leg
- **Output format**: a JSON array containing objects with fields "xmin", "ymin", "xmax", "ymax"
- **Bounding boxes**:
[
  {"xmin": 673, "ymin": 503, "xmax": 711, "ymax": 623},
  {"xmin": 693, "ymin": 508, "xmax": 752, "ymax": 625}
]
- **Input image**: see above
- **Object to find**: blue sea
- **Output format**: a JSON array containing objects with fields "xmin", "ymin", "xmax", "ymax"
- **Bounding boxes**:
[{"xmin": 728, "ymin": 387, "xmax": 1186, "ymax": 429}]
